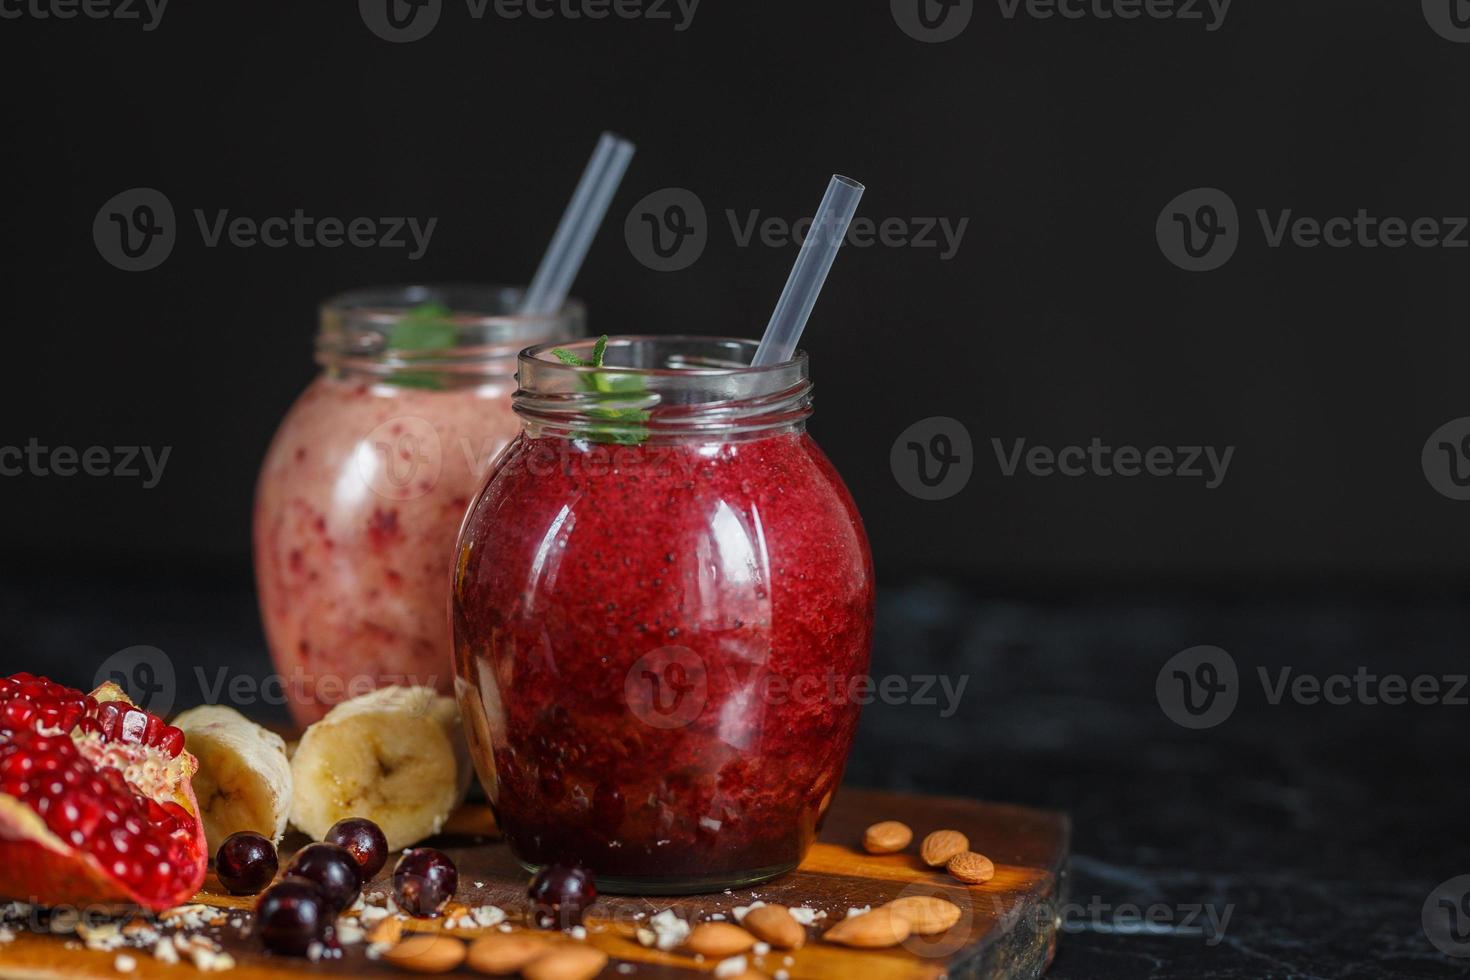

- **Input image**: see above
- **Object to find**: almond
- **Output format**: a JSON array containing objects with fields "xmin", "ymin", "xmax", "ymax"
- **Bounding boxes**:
[
  {"xmin": 522, "ymin": 945, "xmax": 609, "ymax": 980},
  {"xmin": 685, "ymin": 921, "xmax": 757, "ymax": 957},
  {"xmin": 743, "ymin": 904, "xmax": 805, "ymax": 950},
  {"xmin": 948, "ymin": 851, "xmax": 995, "ymax": 884},
  {"xmin": 367, "ymin": 916, "xmax": 405, "ymax": 946},
  {"xmin": 822, "ymin": 907, "xmax": 912, "ymax": 948},
  {"xmin": 920, "ymin": 829, "xmax": 969, "ymax": 867},
  {"xmin": 384, "ymin": 934, "xmax": 468, "ymax": 973},
  {"xmin": 883, "ymin": 895, "xmax": 962, "ymax": 936},
  {"xmin": 863, "ymin": 820, "xmax": 913, "ymax": 854},
  {"xmin": 466, "ymin": 934, "xmax": 550, "ymax": 975}
]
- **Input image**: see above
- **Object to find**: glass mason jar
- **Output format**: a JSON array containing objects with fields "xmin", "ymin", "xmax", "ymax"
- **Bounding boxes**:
[
  {"xmin": 254, "ymin": 285, "xmax": 584, "ymax": 725},
  {"xmin": 452, "ymin": 336, "xmax": 875, "ymax": 893}
]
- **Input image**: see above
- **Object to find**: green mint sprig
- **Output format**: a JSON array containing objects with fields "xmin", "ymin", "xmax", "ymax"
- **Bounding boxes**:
[
  {"xmin": 384, "ymin": 301, "xmax": 456, "ymax": 389},
  {"xmin": 549, "ymin": 334, "xmax": 649, "ymax": 445}
]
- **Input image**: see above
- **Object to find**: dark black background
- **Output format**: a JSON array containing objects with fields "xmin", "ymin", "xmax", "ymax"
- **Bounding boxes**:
[
  {"xmin": 4, "ymin": 2, "xmax": 1470, "ymax": 978},
  {"xmin": 4, "ymin": 0, "xmax": 1470, "ymax": 583}
]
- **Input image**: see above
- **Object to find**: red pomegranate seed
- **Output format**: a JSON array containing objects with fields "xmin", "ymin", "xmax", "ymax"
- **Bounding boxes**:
[
  {"xmin": 75, "ymin": 717, "xmax": 101, "ymax": 736},
  {"xmin": 3, "ymin": 700, "xmax": 35, "ymax": 729},
  {"xmin": 157, "ymin": 727, "xmax": 185, "ymax": 759},
  {"xmin": 96, "ymin": 702, "xmax": 123, "ymax": 739}
]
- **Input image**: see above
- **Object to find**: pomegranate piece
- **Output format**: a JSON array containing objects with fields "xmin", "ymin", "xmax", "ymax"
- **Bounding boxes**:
[{"xmin": 0, "ymin": 674, "xmax": 207, "ymax": 911}]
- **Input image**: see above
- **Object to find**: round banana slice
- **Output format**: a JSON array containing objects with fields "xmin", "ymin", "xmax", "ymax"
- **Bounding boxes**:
[
  {"xmin": 289, "ymin": 686, "xmax": 473, "ymax": 852},
  {"xmin": 172, "ymin": 704, "xmax": 293, "ymax": 850}
]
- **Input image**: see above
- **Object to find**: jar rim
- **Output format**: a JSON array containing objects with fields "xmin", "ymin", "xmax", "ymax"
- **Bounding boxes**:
[
  {"xmin": 513, "ymin": 336, "xmax": 813, "ymax": 441},
  {"xmin": 317, "ymin": 283, "xmax": 586, "ymax": 379},
  {"xmin": 519, "ymin": 335, "xmax": 806, "ymax": 378}
]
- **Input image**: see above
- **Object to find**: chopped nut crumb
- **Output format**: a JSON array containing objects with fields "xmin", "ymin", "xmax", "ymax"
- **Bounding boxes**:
[
  {"xmin": 732, "ymin": 901, "xmax": 766, "ymax": 923},
  {"xmin": 714, "ymin": 954, "xmax": 747, "ymax": 977}
]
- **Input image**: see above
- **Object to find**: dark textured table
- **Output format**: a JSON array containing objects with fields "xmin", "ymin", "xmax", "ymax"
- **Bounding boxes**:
[{"xmin": 3, "ymin": 569, "xmax": 1468, "ymax": 979}]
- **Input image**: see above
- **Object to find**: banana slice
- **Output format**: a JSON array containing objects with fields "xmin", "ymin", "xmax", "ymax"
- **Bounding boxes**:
[
  {"xmin": 289, "ymin": 686, "xmax": 473, "ymax": 852},
  {"xmin": 172, "ymin": 705, "xmax": 293, "ymax": 850}
]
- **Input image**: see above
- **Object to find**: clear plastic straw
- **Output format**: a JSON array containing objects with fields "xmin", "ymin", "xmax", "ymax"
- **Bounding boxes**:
[
  {"xmin": 520, "ymin": 131, "xmax": 636, "ymax": 316},
  {"xmin": 751, "ymin": 174, "xmax": 864, "ymax": 366}
]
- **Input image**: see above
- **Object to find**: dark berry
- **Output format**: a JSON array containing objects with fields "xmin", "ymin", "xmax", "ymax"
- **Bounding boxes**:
[
  {"xmin": 215, "ymin": 831, "xmax": 278, "ymax": 896},
  {"xmin": 392, "ymin": 848, "xmax": 457, "ymax": 917},
  {"xmin": 528, "ymin": 863, "xmax": 596, "ymax": 929},
  {"xmin": 255, "ymin": 878, "xmax": 329, "ymax": 956},
  {"xmin": 324, "ymin": 817, "xmax": 388, "ymax": 879},
  {"xmin": 285, "ymin": 842, "xmax": 361, "ymax": 915}
]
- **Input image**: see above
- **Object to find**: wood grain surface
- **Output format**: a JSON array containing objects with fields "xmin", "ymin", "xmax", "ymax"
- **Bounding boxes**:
[{"xmin": 0, "ymin": 788, "xmax": 1068, "ymax": 979}]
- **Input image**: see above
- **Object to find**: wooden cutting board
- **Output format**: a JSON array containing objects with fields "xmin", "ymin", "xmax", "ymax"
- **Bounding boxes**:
[{"xmin": 0, "ymin": 788, "xmax": 1068, "ymax": 979}]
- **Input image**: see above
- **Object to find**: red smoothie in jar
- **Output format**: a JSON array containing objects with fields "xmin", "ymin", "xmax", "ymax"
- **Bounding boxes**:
[
  {"xmin": 254, "ymin": 286, "xmax": 584, "ymax": 724},
  {"xmin": 452, "ymin": 337, "xmax": 873, "ymax": 893}
]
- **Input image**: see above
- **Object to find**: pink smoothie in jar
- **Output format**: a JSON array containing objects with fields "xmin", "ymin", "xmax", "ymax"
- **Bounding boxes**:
[
  {"xmin": 452, "ymin": 337, "xmax": 874, "ymax": 893},
  {"xmin": 254, "ymin": 286, "xmax": 584, "ymax": 724}
]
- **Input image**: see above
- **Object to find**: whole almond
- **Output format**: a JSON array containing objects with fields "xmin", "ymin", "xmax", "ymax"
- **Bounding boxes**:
[
  {"xmin": 743, "ymin": 904, "xmax": 805, "ymax": 950},
  {"xmin": 920, "ymin": 829, "xmax": 969, "ymax": 867},
  {"xmin": 522, "ymin": 945, "xmax": 609, "ymax": 980},
  {"xmin": 863, "ymin": 820, "xmax": 913, "ymax": 855},
  {"xmin": 466, "ymin": 934, "xmax": 550, "ymax": 975},
  {"xmin": 822, "ymin": 907, "xmax": 912, "ymax": 948},
  {"xmin": 948, "ymin": 851, "xmax": 995, "ymax": 884},
  {"xmin": 685, "ymin": 921, "xmax": 757, "ymax": 957},
  {"xmin": 384, "ymin": 934, "xmax": 468, "ymax": 974},
  {"xmin": 883, "ymin": 895, "xmax": 962, "ymax": 936}
]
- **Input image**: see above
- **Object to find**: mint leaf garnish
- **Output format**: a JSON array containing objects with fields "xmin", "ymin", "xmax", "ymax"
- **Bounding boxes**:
[
  {"xmin": 387, "ymin": 302, "xmax": 456, "ymax": 351},
  {"xmin": 551, "ymin": 347, "xmax": 588, "ymax": 367},
  {"xmin": 548, "ymin": 335, "xmax": 650, "ymax": 445},
  {"xmin": 385, "ymin": 302, "xmax": 456, "ymax": 389}
]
